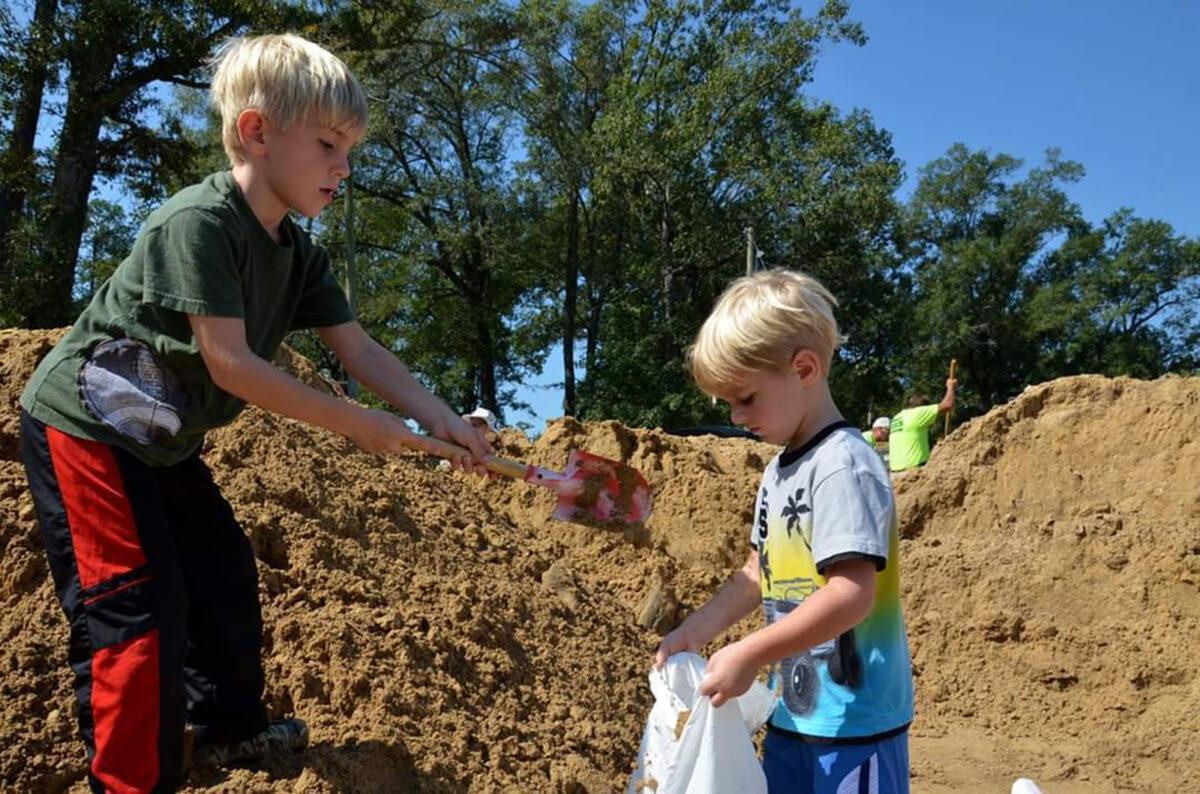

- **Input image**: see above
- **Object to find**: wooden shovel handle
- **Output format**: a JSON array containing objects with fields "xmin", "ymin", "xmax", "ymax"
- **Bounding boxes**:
[
  {"xmin": 944, "ymin": 359, "xmax": 958, "ymax": 436},
  {"xmin": 419, "ymin": 434, "xmax": 529, "ymax": 480}
]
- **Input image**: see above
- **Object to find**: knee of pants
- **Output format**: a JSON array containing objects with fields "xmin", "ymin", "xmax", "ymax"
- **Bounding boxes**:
[{"xmin": 82, "ymin": 573, "xmax": 187, "ymax": 659}]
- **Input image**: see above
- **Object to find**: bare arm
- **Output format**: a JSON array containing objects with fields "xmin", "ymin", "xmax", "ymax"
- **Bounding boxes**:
[
  {"xmin": 319, "ymin": 321, "xmax": 490, "ymax": 458},
  {"xmin": 654, "ymin": 549, "xmax": 763, "ymax": 667},
  {"xmin": 699, "ymin": 557, "xmax": 877, "ymax": 707},
  {"xmin": 736, "ymin": 558, "xmax": 875, "ymax": 668},
  {"xmin": 937, "ymin": 377, "xmax": 958, "ymax": 414},
  {"xmin": 188, "ymin": 315, "xmax": 486, "ymax": 468}
]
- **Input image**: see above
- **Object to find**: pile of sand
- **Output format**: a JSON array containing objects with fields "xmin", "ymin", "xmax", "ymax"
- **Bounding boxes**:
[
  {"xmin": 0, "ymin": 328, "xmax": 1196, "ymax": 792},
  {"xmin": 894, "ymin": 375, "xmax": 1200, "ymax": 791}
]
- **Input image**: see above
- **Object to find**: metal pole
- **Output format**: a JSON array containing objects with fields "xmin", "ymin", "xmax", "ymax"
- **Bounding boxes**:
[{"xmin": 745, "ymin": 227, "xmax": 756, "ymax": 276}]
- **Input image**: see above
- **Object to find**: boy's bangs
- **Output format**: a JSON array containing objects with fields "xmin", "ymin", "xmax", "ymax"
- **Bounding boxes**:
[
  {"xmin": 310, "ymin": 80, "xmax": 368, "ymax": 134},
  {"xmin": 690, "ymin": 330, "xmax": 785, "ymax": 397}
]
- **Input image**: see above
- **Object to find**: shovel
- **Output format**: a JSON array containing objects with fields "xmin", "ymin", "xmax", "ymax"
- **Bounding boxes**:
[
  {"xmin": 944, "ymin": 358, "xmax": 958, "ymax": 436},
  {"xmin": 421, "ymin": 436, "xmax": 653, "ymax": 525}
]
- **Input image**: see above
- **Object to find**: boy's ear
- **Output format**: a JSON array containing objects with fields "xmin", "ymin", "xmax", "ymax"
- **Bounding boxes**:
[
  {"xmin": 790, "ymin": 349, "xmax": 821, "ymax": 384},
  {"xmin": 236, "ymin": 109, "xmax": 269, "ymax": 158}
]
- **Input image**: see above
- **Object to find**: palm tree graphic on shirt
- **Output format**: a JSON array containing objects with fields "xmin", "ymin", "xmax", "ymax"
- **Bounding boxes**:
[{"xmin": 781, "ymin": 487, "xmax": 811, "ymax": 550}]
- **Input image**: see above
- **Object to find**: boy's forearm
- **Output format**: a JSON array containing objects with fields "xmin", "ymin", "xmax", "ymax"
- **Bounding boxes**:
[
  {"xmin": 738, "ymin": 572, "xmax": 874, "ymax": 669},
  {"xmin": 344, "ymin": 340, "xmax": 455, "ymax": 433},
  {"xmin": 682, "ymin": 559, "xmax": 762, "ymax": 647},
  {"xmin": 211, "ymin": 351, "xmax": 360, "ymax": 436}
]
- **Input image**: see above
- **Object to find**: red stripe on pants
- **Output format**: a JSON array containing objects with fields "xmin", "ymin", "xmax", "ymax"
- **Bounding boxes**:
[
  {"xmin": 46, "ymin": 428, "xmax": 159, "ymax": 790},
  {"xmin": 45, "ymin": 427, "xmax": 146, "ymax": 587},
  {"xmin": 91, "ymin": 632, "xmax": 161, "ymax": 793}
]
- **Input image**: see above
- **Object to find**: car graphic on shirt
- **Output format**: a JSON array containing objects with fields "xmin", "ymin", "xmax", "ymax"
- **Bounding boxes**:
[{"xmin": 766, "ymin": 597, "xmax": 863, "ymax": 716}]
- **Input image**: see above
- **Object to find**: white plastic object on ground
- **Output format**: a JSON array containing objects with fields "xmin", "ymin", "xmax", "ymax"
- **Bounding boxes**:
[
  {"xmin": 627, "ymin": 652, "xmax": 776, "ymax": 794},
  {"xmin": 1011, "ymin": 779, "xmax": 1045, "ymax": 794}
]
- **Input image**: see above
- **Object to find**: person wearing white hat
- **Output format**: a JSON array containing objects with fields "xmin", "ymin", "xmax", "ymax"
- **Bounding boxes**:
[
  {"xmin": 861, "ymin": 416, "xmax": 890, "ymax": 467},
  {"xmin": 462, "ymin": 406, "xmax": 497, "ymax": 433}
]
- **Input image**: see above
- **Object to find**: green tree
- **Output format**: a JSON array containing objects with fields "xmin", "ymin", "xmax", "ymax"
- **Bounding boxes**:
[
  {"xmin": 340, "ymin": 1, "xmax": 546, "ymax": 420},
  {"xmin": 0, "ymin": 0, "xmax": 57, "ymax": 316},
  {"xmin": 901, "ymin": 145, "xmax": 1089, "ymax": 414},
  {"xmin": 514, "ymin": 0, "xmax": 615, "ymax": 416},
  {"xmin": 74, "ymin": 198, "xmax": 137, "ymax": 306},
  {"xmin": 1030, "ymin": 209, "xmax": 1200, "ymax": 378},
  {"xmin": 7, "ymin": 0, "xmax": 301, "ymax": 328},
  {"xmin": 567, "ymin": 0, "xmax": 901, "ymax": 429}
]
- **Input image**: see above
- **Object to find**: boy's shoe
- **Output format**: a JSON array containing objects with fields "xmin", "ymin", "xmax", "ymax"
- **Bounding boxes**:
[{"xmin": 191, "ymin": 718, "xmax": 309, "ymax": 768}]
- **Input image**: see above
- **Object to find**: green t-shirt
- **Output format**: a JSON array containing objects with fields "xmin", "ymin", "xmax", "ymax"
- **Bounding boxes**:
[
  {"xmin": 20, "ymin": 171, "xmax": 353, "ymax": 466},
  {"xmin": 887, "ymin": 404, "xmax": 940, "ymax": 472}
]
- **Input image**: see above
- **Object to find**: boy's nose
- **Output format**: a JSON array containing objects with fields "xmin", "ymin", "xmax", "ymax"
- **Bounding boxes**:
[{"xmin": 333, "ymin": 154, "xmax": 350, "ymax": 178}]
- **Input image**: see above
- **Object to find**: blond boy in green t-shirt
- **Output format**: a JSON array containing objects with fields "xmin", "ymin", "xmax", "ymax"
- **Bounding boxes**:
[{"xmin": 19, "ymin": 34, "xmax": 491, "ymax": 790}]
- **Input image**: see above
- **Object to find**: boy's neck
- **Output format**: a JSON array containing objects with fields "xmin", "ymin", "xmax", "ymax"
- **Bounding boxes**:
[
  {"xmin": 231, "ymin": 164, "xmax": 287, "ymax": 243},
  {"xmin": 786, "ymin": 383, "xmax": 844, "ymax": 452}
]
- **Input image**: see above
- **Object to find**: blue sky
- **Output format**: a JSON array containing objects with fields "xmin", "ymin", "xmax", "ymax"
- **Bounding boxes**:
[{"xmin": 505, "ymin": 0, "xmax": 1200, "ymax": 434}]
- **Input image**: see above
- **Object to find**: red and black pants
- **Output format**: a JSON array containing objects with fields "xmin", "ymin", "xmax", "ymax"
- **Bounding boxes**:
[{"xmin": 20, "ymin": 410, "xmax": 267, "ymax": 793}]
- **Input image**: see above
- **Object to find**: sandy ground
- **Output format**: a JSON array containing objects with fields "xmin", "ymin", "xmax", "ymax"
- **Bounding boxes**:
[{"xmin": 0, "ymin": 328, "xmax": 1196, "ymax": 792}]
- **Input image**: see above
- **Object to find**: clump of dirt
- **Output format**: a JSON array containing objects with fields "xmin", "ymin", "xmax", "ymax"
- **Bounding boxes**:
[{"xmin": 0, "ymin": 329, "xmax": 1197, "ymax": 793}]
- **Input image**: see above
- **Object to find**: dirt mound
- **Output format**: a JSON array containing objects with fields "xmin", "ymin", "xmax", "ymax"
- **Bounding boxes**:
[
  {"xmin": 893, "ymin": 375, "xmax": 1200, "ymax": 791},
  {"xmin": 0, "ymin": 329, "xmax": 772, "ymax": 793},
  {"xmin": 0, "ymin": 329, "xmax": 1197, "ymax": 792}
]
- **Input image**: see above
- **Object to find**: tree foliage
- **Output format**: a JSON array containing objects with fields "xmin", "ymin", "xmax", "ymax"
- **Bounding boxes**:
[{"xmin": 1, "ymin": 0, "xmax": 1195, "ymax": 432}]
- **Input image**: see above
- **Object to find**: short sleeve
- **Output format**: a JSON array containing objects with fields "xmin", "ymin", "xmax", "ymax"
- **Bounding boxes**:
[
  {"xmin": 910, "ymin": 404, "xmax": 940, "ymax": 429},
  {"xmin": 810, "ymin": 467, "xmax": 894, "ymax": 573},
  {"xmin": 141, "ymin": 209, "xmax": 244, "ymax": 317},
  {"xmin": 748, "ymin": 483, "xmax": 768, "ymax": 550},
  {"xmin": 290, "ymin": 247, "xmax": 354, "ymax": 330}
]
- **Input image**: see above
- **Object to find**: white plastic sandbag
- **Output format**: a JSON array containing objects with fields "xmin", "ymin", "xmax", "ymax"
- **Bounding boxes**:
[{"xmin": 627, "ymin": 652, "xmax": 776, "ymax": 794}]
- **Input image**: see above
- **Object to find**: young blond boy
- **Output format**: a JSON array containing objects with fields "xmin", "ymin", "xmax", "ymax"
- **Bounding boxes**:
[
  {"xmin": 19, "ymin": 34, "xmax": 490, "ymax": 791},
  {"xmin": 656, "ymin": 269, "xmax": 913, "ymax": 793}
]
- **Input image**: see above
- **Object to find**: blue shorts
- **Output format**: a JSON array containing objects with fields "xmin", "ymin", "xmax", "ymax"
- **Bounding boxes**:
[{"xmin": 763, "ymin": 726, "xmax": 910, "ymax": 794}]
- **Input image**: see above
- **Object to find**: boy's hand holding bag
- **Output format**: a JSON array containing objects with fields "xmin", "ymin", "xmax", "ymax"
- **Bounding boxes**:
[{"xmin": 628, "ymin": 652, "xmax": 776, "ymax": 794}]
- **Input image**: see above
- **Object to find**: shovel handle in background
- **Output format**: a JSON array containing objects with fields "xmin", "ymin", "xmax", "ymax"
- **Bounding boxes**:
[
  {"xmin": 415, "ymin": 433, "xmax": 653, "ymax": 526},
  {"xmin": 944, "ymin": 358, "xmax": 958, "ymax": 436}
]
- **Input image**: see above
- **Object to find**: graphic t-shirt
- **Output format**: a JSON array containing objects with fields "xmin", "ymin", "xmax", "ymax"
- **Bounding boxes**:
[
  {"xmin": 750, "ymin": 422, "xmax": 913, "ymax": 740},
  {"xmin": 887, "ymin": 404, "xmax": 940, "ymax": 472},
  {"xmin": 20, "ymin": 171, "xmax": 353, "ymax": 466}
]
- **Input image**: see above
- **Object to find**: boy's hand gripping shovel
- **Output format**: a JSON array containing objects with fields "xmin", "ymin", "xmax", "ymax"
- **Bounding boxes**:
[{"xmin": 421, "ymin": 437, "xmax": 653, "ymax": 525}]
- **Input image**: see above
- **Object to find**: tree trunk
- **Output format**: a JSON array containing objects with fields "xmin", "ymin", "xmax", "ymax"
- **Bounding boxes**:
[
  {"xmin": 562, "ymin": 186, "xmax": 579, "ymax": 416},
  {"xmin": 657, "ymin": 185, "xmax": 675, "ymax": 363},
  {"xmin": 0, "ymin": 0, "xmax": 58, "ymax": 288},
  {"xmin": 474, "ymin": 306, "xmax": 499, "ymax": 416},
  {"xmin": 585, "ymin": 216, "xmax": 621, "ymax": 375},
  {"xmin": 465, "ymin": 209, "xmax": 499, "ymax": 417},
  {"xmin": 659, "ymin": 185, "xmax": 673, "ymax": 325},
  {"xmin": 30, "ymin": 13, "xmax": 122, "ymax": 327},
  {"xmin": 38, "ymin": 94, "xmax": 112, "ymax": 326}
]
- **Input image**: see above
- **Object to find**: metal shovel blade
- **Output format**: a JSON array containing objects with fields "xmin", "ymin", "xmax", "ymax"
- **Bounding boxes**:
[
  {"xmin": 527, "ymin": 450, "xmax": 653, "ymax": 525},
  {"xmin": 416, "ymin": 432, "xmax": 653, "ymax": 527}
]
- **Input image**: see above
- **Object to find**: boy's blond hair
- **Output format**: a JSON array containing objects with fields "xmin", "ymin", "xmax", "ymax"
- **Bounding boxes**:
[
  {"xmin": 689, "ymin": 268, "xmax": 841, "ymax": 395},
  {"xmin": 210, "ymin": 33, "xmax": 368, "ymax": 165}
]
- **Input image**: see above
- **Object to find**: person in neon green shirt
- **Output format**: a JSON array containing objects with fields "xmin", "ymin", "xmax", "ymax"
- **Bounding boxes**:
[{"xmin": 888, "ymin": 378, "xmax": 957, "ymax": 472}]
